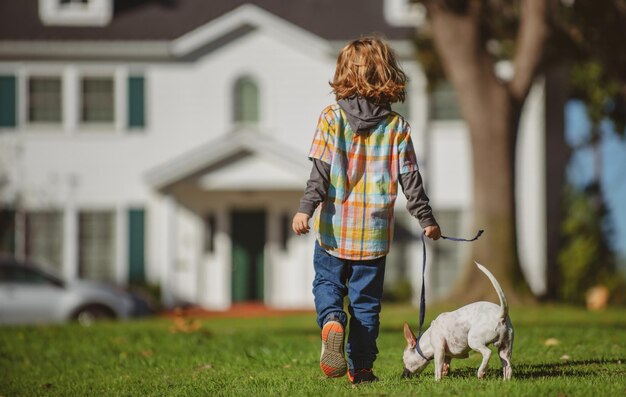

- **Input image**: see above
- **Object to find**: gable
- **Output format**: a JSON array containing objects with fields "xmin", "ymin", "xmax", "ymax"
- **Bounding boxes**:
[
  {"xmin": 146, "ymin": 130, "xmax": 310, "ymax": 192},
  {"xmin": 171, "ymin": 4, "xmax": 332, "ymax": 60},
  {"xmin": 197, "ymin": 151, "xmax": 307, "ymax": 191}
]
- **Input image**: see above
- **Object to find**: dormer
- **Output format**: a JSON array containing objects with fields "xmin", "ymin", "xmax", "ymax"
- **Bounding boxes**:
[
  {"xmin": 384, "ymin": 0, "xmax": 426, "ymax": 27},
  {"xmin": 39, "ymin": 0, "xmax": 112, "ymax": 27}
]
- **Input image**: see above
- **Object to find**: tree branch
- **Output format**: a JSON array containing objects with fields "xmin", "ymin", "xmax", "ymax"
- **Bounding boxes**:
[{"xmin": 509, "ymin": 0, "xmax": 550, "ymax": 102}]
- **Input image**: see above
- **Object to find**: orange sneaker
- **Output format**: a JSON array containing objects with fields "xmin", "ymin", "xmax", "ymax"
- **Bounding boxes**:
[
  {"xmin": 348, "ymin": 369, "xmax": 379, "ymax": 384},
  {"xmin": 319, "ymin": 321, "xmax": 347, "ymax": 377}
]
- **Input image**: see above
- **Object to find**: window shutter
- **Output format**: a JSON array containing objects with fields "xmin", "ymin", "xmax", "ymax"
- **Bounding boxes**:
[
  {"xmin": 128, "ymin": 208, "xmax": 145, "ymax": 283},
  {"xmin": 128, "ymin": 76, "xmax": 145, "ymax": 129},
  {"xmin": 0, "ymin": 75, "xmax": 17, "ymax": 128},
  {"xmin": 0, "ymin": 209, "xmax": 16, "ymax": 254}
]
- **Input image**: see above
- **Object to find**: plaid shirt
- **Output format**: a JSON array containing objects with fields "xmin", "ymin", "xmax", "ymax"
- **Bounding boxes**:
[{"xmin": 309, "ymin": 104, "xmax": 419, "ymax": 260}]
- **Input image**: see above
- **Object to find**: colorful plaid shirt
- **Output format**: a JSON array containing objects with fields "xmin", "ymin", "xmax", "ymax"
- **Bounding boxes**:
[{"xmin": 309, "ymin": 104, "xmax": 419, "ymax": 260}]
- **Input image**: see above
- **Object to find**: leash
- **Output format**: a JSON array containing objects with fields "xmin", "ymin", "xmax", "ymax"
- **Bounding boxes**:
[{"xmin": 415, "ymin": 229, "xmax": 484, "ymax": 360}]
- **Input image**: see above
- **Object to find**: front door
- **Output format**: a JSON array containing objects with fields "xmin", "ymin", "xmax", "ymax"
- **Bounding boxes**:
[{"xmin": 231, "ymin": 211, "xmax": 266, "ymax": 303}]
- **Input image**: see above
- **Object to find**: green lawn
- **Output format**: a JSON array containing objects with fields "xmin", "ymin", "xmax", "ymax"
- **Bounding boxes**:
[{"xmin": 1, "ymin": 305, "xmax": 625, "ymax": 396}]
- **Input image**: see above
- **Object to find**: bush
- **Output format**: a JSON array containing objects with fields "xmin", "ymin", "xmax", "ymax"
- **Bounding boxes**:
[{"xmin": 557, "ymin": 185, "xmax": 624, "ymax": 304}]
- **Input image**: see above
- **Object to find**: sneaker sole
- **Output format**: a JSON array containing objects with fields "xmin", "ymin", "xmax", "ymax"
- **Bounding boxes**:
[{"xmin": 320, "ymin": 321, "xmax": 347, "ymax": 378}]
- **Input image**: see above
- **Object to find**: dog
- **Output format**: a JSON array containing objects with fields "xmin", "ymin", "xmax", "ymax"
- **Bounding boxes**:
[{"xmin": 402, "ymin": 262, "xmax": 514, "ymax": 380}]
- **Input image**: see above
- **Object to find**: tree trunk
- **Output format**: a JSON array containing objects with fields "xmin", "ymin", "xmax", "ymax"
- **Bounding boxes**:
[
  {"xmin": 425, "ymin": 0, "xmax": 549, "ymax": 304},
  {"xmin": 544, "ymin": 63, "xmax": 570, "ymax": 301},
  {"xmin": 449, "ymin": 76, "xmax": 531, "ymax": 304}
]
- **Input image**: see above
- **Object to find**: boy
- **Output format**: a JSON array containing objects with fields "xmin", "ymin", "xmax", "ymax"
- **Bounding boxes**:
[{"xmin": 293, "ymin": 37, "xmax": 440, "ymax": 384}]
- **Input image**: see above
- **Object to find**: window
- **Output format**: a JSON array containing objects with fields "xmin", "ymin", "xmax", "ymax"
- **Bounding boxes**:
[
  {"xmin": 393, "ymin": 96, "xmax": 410, "ymax": 120},
  {"xmin": 39, "ymin": 0, "xmax": 112, "ymax": 27},
  {"xmin": 384, "ymin": 0, "xmax": 426, "ymax": 27},
  {"xmin": 0, "ymin": 75, "xmax": 17, "ymax": 128},
  {"xmin": 25, "ymin": 211, "xmax": 64, "ymax": 272},
  {"xmin": 3, "ymin": 72, "xmax": 145, "ymax": 130},
  {"xmin": 233, "ymin": 76, "xmax": 259, "ymax": 124},
  {"xmin": 81, "ymin": 77, "xmax": 114, "ymax": 124},
  {"xmin": 28, "ymin": 77, "xmax": 62, "ymax": 124},
  {"xmin": 78, "ymin": 211, "xmax": 115, "ymax": 281},
  {"xmin": 431, "ymin": 81, "xmax": 462, "ymax": 120}
]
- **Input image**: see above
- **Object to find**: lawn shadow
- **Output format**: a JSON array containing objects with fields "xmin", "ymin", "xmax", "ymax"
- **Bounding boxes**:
[
  {"xmin": 512, "ymin": 358, "xmax": 626, "ymax": 379},
  {"xmin": 440, "ymin": 358, "xmax": 626, "ymax": 380},
  {"xmin": 381, "ymin": 323, "xmax": 626, "ymax": 334}
]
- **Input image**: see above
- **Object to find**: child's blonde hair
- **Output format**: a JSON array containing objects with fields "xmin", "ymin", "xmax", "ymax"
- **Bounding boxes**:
[{"xmin": 330, "ymin": 36, "xmax": 407, "ymax": 104}]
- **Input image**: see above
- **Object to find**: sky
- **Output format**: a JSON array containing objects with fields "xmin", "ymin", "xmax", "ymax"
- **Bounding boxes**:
[{"xmin": 564, "ymin": 100, "xmax": 626, "ymax": 265}]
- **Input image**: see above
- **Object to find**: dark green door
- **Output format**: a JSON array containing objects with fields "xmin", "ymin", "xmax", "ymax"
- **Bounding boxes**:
[{"xmin": 231, "ymin": 211, "xmax": 266, "ymax": 302}]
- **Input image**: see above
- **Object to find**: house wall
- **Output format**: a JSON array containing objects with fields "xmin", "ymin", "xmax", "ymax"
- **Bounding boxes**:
[
  {"xmin": 516, "ymin": 81, "xmax": 547, "ymax": 295},
  {"xmin": 0, "ymin": 8, "xmax": 546, "ymax": 308}
]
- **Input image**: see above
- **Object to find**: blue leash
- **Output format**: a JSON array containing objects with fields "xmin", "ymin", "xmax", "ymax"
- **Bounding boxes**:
[{"xmin": 415, "ymin": 229, "xmax": 484, "ymax": 360}]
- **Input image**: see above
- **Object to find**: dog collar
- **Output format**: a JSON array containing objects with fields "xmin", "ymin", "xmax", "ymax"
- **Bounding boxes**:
[{"xmin": 415, "ymin": 345, "xmax": 433, "ymax": 361}]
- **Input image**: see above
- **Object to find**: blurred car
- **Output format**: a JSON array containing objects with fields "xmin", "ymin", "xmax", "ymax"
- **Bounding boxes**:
[{"xmin": 0, "ymin": 256, "xmax": 153, "ymax": 326}]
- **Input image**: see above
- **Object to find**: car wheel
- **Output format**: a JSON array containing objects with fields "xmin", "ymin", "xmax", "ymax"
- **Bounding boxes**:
[{"xmin": 74, "ymin": 305, "xmax": 115, "ymax": 326}]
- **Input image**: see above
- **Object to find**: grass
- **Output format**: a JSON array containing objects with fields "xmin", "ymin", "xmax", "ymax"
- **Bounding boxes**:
[{"xmin": 1, "ymin": 305, "xmax": 625, "ymax": 396}]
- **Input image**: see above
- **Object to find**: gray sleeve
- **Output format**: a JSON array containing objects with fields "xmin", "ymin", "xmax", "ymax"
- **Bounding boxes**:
[
  {"xmin": 298, "ymin": 159, "xmax": 331, "ymax": 216},
  {"xmin": 399, "ymin": 170, "xmax": 438, "ymax": 228}
]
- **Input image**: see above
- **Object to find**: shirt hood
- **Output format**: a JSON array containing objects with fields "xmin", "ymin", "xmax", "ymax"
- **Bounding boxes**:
[{"xmin": 337, "ymin": 95, "xmax": 391, "ymax": 134}]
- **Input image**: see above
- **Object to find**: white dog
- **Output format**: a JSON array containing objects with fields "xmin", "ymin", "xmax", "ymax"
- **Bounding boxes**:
[{"xmin": 402, "ymin": 262, "xmax": 514, "ymax": 380}]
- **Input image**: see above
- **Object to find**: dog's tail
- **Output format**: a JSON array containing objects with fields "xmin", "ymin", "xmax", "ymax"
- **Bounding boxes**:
[{"xmin": 474, "ymin": 261, "xmax": 508, "ymax": 319}]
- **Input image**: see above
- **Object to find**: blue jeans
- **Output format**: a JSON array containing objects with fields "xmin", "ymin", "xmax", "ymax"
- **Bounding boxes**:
[{"xmin": 312, "ymin": 241, "xmax": 386, "ymax": 371}]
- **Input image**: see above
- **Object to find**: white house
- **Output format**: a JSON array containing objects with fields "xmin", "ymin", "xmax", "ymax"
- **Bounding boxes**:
[{"xmin": 0, "ymin": 0, "xmax": 547, "ymax": 309}]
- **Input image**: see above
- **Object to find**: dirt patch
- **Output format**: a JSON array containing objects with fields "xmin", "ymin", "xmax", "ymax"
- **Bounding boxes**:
[{"xmin": 161, "ymin": 303, "xmax": 314, "ymax": 319}]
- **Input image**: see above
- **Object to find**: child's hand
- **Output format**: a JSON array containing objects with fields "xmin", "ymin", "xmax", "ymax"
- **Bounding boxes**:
[
  {"xmin": 424, "ymin": 225, "xmax": 441, "ymax": 240},
  {"xmin": 292, "ymin": 213, "xmax": 311, "ymax": 235}
]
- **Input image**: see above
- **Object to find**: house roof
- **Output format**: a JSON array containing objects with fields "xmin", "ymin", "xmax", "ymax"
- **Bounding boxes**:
[
  {"xmin": 146, "ymin": 129, "xmax": 311, "ymax": 192},
  {"xmin": 170, "ymin": 4, "xmax": 332, "ymax": 61},
  {"xmin": 0, "ymin": 0, "xmax": 413, "ymax": 42}
]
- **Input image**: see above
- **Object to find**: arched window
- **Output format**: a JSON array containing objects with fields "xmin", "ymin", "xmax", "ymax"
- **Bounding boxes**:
[{"xmin": 233, "ymin": 76, "xmax": 259, "ymax": 124}]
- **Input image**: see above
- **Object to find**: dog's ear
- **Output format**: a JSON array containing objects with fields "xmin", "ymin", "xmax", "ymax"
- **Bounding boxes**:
[{"xmin": 404, "ymin": 322, "xmax": 417, "ymax": 349}]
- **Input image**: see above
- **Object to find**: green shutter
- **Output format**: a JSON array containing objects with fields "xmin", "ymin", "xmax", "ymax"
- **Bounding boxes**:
[
  {"xmin": 0, "ymin": 209, "xmax": 16, "ymax": 254},
  {"xmin": 0, "ymin": 76, "xmax": 17, "ymax": 128},
  {"xmin": 128, "ymin": 76, "xmax": 145, "ymax": 128},
  {"xmin": 128, "ymin": 208, "xmax": 145, "ymax": 283}
]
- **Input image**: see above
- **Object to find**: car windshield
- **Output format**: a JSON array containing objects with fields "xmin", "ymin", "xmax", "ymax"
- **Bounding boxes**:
[{"xmin": 0, "ymin": 263, "xmax": 63, "ymax": 286}]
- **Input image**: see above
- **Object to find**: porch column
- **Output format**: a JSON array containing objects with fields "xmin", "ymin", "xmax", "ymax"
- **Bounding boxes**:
[
  {"xmin": 114, "ymin": 205, "xmax": 128, "ymax": 285},
  {"xmin": 160, "ymin": 195, "xmax": 176, "ymax": 307},
  {"xmin": 63, "ymin": 202, "xmax": 78, "ymax": 281},
  {"xmin": 214, "ymin": 205, "xmax": 231, "ymax": 309},
  {"xmin": 198, "ymin": 204, "xmax": 230, "ymax": 310}
]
